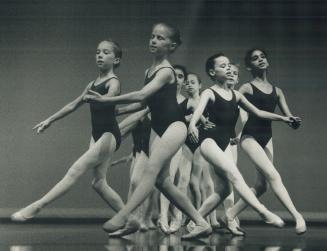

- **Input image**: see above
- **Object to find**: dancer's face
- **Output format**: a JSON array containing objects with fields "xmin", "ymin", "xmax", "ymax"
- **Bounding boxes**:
[
  {"xmin": 186, "ymin": 74, "xmax": 201, "ymax": 95},
  {"xmin": 174, "ymin": 68, "xmax": 186, "ymax": 88},
  {"xmin": 249, "ymin": 50, "xmax": 269, "ymax": 70},
  {"xmin": 226, "ymin": 65, "xmax": 239, "ymax": 87},
  {"xmin": 209, "ymin": 56, "xmax": 231, "ymax": 83},
  {"xmin": 95, "ymin": 41, "xmax": 119, "ymax": 70},
  {"xmin": 149, "ymin": 24, "xmax": 175, "ymax": 55}
]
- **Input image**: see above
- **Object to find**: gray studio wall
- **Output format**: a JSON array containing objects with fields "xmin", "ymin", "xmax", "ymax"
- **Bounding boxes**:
[{"xmin": 1, "ymin": 1, "xmax": 326, "ymax": 219}]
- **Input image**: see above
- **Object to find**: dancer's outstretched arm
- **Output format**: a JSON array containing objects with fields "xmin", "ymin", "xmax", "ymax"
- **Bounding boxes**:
[
  {"xmin": 84, "ymin": 68, "xmax": 174, "ymax": 105},
  {"xmin": 116, "ymin": 103, "xmax": 146, "ymax": 116},
  {"xmin": 235, "ymin": 91, "xmax": 300, "ymax": 123},
  {"xmin": 33, "ymin": 82, "xmax": 93, "ymax": 134}
]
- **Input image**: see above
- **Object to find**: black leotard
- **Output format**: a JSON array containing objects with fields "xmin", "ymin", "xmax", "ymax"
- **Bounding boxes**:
[
  {"xmin": 132, "ymin": 116, "xmax": 151, "ymax": 157},
  {"xmin": 199, "ymin": 88, "xmax": 239, "ymax": 151},
  {"xmin": 89, "ymin": 77, "xmax": 121, "ymax": 150},
  {"xmin": 179, "ymin": 98, "xmax": 202, "ymax": 153},
  {"xmin": 231, "ymin": 107, "xmax": 240, "ymax": 139},
  {"xmin": 144, "ymin": 67, "xmax": 185, "ymax": 137},
  {"xmin": 241, "ymin": 83, "xmax": 278, "ymax": 148}
]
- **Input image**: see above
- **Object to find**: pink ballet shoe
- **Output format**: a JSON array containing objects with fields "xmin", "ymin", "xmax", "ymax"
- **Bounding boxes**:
[
  {"xmin": 157, "ymin": 218, "xmax": 170, "ymax": 234},
  {"xmin": 219, "ymin": 216, "xmax": 245, "ymax": 236},
  {"xmin": 11, "ymin": 204, "xmax": 41, "ymax": 222},
  {"xmin": 107, "ymin": 219, "xmax": 140, "ymax": 237},
  {"xmin": 186, "ymin": 220, "xmax": 196, "ymax": 233},
  {"xmin": 182, "ymin": 223, "xmax": 212, "ymax": 239},
  {"xmin": 169, "ymin": 219, "xmax": 182, "ymax": 233},
  {"xmin": 295, "ymin": 216, "xmax": 307, "ymax": 235},
  {"xmin": 262, "ymin": 211, "xmax": 285, "ymax": 228}
]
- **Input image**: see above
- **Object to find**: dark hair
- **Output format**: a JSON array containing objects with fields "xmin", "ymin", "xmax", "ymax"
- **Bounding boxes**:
[
  {"xmin": 244, "ymin": 48, "xmax": 268, "ymax": 69},
  {"xmin": 230, "ymin": 63, "xmax": 240, "ymax": 71},
  {"xmin": 187, "ymin": 72, "xmax": 202, "ymax": 85},
  {"xmin": 173, "ymin": 64, "xmax": 187, "ymax": 79},
  {"xmin": 100, "ymin": 39, "xmax": 123, "ymax": 68},
  {"xmin": 205, "ymin": 53, "xmax": 225, "ymax": 80},
  {"xmin": 154, "ymin": 22, "xmax": 182, "ymax": 47}
]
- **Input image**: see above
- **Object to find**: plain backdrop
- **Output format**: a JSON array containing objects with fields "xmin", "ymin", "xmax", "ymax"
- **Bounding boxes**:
[{"xmin": 1, "ymin": 0, "xmax": 326, "ymax": 218}]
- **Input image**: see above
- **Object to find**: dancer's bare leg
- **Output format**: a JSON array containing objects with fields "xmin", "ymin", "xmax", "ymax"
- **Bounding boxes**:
[
  {"xmin": 229, "ymin": 137, "xmax": 305, "ymax": 233},
  {"xmin": 12, "ymin": 133, "xmax": 123, "ymax": 220},
  {"xmin": 103, "ymin": 122, "xmax": 210, "ymax": 237}
]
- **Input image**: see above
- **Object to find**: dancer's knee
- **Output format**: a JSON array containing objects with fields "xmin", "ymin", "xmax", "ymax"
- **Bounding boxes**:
[
  {"xmin": 130, "ymin": 175, "xmax": 142, "ymax": 191},
  {"xmin": 92, "ymin": 178, "xmax": 106, "ymax": 191},
  {"xmin": 265, "ymin": 169, "xmax": 282, "ymax": 184},
  {"xmin": 178, "ymin": 174, "xmax": 190, "ymax": 189},
  {"xmin": 225, "ymin": 168, "xmax": 242, "ymax": 185},
  {"xmin": 66, "ymin": 163, "xmax": 86, "ymax": 181},
  {"xmin": 155, "ymin": 173, "xmax": 170, "ymax": 189}
]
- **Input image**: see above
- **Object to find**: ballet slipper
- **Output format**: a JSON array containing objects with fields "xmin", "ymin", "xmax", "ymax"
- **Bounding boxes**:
[
  {"xmin": 186, "ymin": 220, "xmax": 196, "ymax": 233},
  {"xmin": 261, "ymin": 211, "xmax": 285, "ymax": 228},
  {"xmin": 103, "ymin": 216, "xmax": 129, "ymax": 233},
  {"xmin": 157, "ymin": 217, "xmax": 170, "ymax": 234},
  {"xmin": 181, "ymin": 222, "xmax": 212, "ymax": 239},
  {"xmin": 295, "ymin": 215, "xmax": 307, "ymax": 235},
  {"xmin": 139, "ymin": 222, "xmax": 149, "ymax": 232},
  {"xmin": 219, "ymin": 216, "xmax": 245, "ymax": 236},
  {"xmin": 108, "ymin": 220, "xmax": 140, "ymax": 237},
  {"xmin": 169, "ymin": 218, "xmax": 182, "ymax": 233},
  {"xmin": 211, "ymin": 222, "xmax": 222, "ymax": 231},
  {"xmin": 11, "ymin": 203, "xmax": 41, "ymax": 222}
]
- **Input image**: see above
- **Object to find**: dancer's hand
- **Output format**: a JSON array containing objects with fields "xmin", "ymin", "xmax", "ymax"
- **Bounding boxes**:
[
  {"xmin": 203, "ymin": 119, "xmax": 216, "ymax": 130},
  {"xmin": 287, "ymin": 116, "xmax": 302, "ymax": 129},
  {"xmin": 33, "ymin": 119, "xmax": 51, "ymax": 134},
  {"xmin": 188, "ymin": 124, "xmax": 199, "ymax": 143},
  {"xmin": 83, "ymin": 90, "xmax": 104, "ymax": 103}
]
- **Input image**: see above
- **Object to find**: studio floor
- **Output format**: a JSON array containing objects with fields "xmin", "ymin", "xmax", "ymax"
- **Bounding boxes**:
[{"xmin": 1, "ymin": 223, "xmax": 326, "ymax": 251}]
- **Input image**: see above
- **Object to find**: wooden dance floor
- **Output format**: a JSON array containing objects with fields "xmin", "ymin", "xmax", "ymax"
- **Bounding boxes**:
[{"xmin": 1, "ymin": 223, "xmax": 326, "ymax": 251}]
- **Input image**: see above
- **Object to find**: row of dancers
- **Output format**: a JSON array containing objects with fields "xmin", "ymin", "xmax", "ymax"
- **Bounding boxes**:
[{"xmin": 11, "ymin": 22, "xmax": 306, "ymax": 239}]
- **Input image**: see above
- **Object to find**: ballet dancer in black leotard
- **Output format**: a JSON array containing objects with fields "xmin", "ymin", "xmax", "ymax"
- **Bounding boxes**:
[
  {"xmin": 185, "ymin": 53, "xmax": 301, "ymax": 237},
  {"xmin": 110, "ymin": 109, "xmax": 158, "ymax": 235},
  {"xmin": 11, "ymin": 40, "xmax": 125, "ymax": 221},
  {"xmin": 158, "ymin": 65, "xmax": 187, "ymax": 234},
  {"xmin": 226, "ymin": 48, "xmax": 306, "ymax": 235},
  {"xmin": 182, "ymin": 73, "xmax": 221, "ymax": 230},
  {"xmin": 84, "ymin": 22, "xmax": 211, "ymax": 239}
]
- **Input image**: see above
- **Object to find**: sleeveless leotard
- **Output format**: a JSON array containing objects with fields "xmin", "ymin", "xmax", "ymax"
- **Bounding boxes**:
[
  {"xmin": 199, "ymin": 88, "xmax": 239, "ymax": 151},
  {"xmin": 144, "ymin": 67, "xmax": 185, "ymax": 137},
  {"xmin": 89, "ymin": 77, "xmax": 121, "ymax": 150},
  {"xmin": 230, "ymin": 107, "xmax": 240, "ymax": 139},
  {"xmin": 179, "ymin": 98, "xmax": 205, "ymax": 153},
  {"xmin": 241, "ymin": 83, "xmax": 278, "ymax": 148},
  {"xmin": 132, "ymin": 116, "xmax": 151, "ymax": 157}
]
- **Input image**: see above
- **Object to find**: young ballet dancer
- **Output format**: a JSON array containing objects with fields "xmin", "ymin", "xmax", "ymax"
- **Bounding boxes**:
[
  {"xmin": 111, "ymin": 109, "xmax": 157, "ymax": 234},
  {"xmin": 224, "ymin": 48, "xmax": 306, "ymax": 235},
  {"xmin": 186, "ymin": 53, "xmax": 301, "ymax": 237},
  {"xmin": 84, "ymin": 22, "xmax": 212, "ymax": 239},
  {"xmin": 11, "ymin": 39, "xmax": 125, "ymax": 221},
  {"xmin": 158, "ymin": 64, "xmax": 187, "ymax": 234},
  {"xmin": 178, "ymin": 73, "xmax": 220, "ymax": 231}
]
